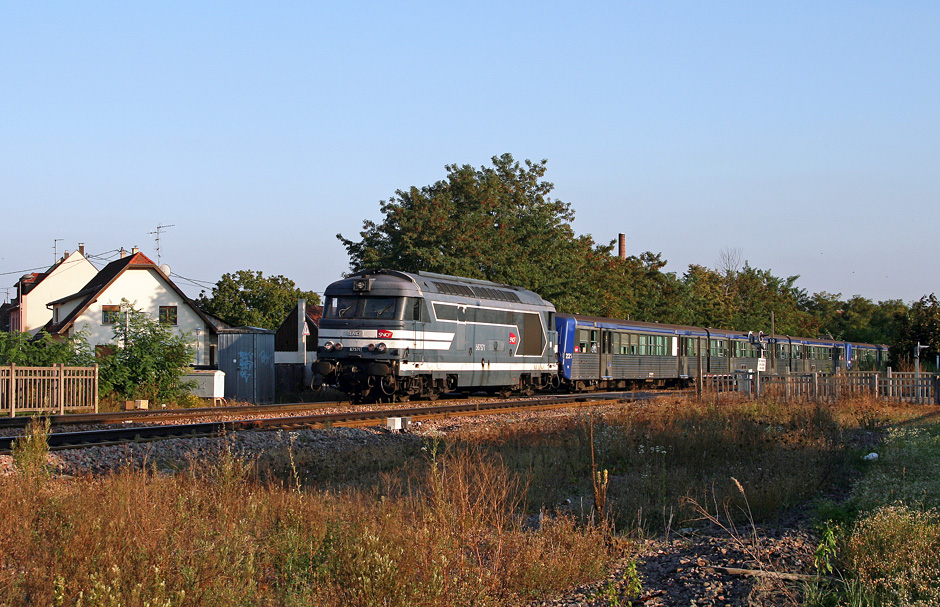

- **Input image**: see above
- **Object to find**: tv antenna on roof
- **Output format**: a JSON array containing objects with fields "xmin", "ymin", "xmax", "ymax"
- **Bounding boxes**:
[
  {"xmin": 149, "ymin": 224, "xmax": 175, "ymax": 265},
  {"xmin": 53, "ymin": 238, "xmax": 63, "ymax": 262}
]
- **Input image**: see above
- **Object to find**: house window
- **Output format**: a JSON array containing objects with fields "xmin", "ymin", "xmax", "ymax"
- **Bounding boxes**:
[
  {"xmin": 159, "ymin": 306, "xmax": 178, "ymax": 325},
  {"xmin": 102, "ymin": 305, "xmax": 122, "ymax": 325}
]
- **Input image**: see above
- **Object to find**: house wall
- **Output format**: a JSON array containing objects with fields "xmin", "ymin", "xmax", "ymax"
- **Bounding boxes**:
[
  {"xmin": 65, "ymin": 268, "xmax": 210, "ymax": 364},
  {"xmin": 19, "ymin": 252, "xmax": 98, "ymax": 334}
]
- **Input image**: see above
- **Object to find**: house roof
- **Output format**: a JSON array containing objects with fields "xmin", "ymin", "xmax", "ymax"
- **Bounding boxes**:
[{"xmin": 45, "ymin": 252, "xmax": 218, "ymax": 335}]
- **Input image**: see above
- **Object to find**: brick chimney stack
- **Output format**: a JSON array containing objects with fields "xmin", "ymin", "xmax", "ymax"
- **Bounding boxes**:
[{"xmin": 618, "ymin": 233, "xmax": 626, "ymax": 259}]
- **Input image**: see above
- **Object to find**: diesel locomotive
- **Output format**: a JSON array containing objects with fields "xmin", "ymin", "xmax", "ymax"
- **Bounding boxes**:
[{"xmin": 312, "ymin": 270, "xmax": 559, "ymax": 402}]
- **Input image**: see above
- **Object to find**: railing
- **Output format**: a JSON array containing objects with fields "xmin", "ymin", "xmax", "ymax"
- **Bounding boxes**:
[
  {"xmin": 702, "ymin": 371, "xmax": 940, "ymax": 405},
  {"xmin": 0, "ymin": 364, "xmax": 99, "ymax": 416}
]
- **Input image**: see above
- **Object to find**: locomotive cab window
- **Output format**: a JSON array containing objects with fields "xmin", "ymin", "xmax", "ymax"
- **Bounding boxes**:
[{"xmin": 324, "ymin": 296, "xmax": 404, "ymax": 320}]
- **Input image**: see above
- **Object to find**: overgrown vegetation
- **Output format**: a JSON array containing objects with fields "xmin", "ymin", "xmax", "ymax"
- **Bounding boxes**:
[
  {"xmin": 807, "ymin": 416, "xmax": 940, "ymax": 606},
  {"xmin": 0, "ymin": 436, "xmax": 614, "ymax": 607},
  {"xmin": 2, "ymin": 395, "xmax": 938, "ymax": 605},
  {"xmin": 96, "ymin": 300, "xmax": 196, "ymax": 403},
  {"xmin": 0, "ymin": 329, "xmax": 93, "ymax": 367}
]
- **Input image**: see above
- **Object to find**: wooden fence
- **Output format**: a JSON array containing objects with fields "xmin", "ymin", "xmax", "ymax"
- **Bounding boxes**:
[
  {"xmin": 0, "ymin": 364, "xmax": 99, "ymax": 416},
  {"xmin": 703, "ymin": 371, "xmax": 940, "ymax": 405}
]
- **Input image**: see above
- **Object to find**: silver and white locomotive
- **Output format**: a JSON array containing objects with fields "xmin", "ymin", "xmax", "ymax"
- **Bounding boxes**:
[{"xmin": 312, "ymin": 270, "xmax": 559, "ymax": 402}]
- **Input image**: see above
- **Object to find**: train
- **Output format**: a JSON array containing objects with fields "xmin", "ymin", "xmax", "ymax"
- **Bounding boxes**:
[{"xmin": 311, "ymin": 269, "xmax": 888, "ymax": 402}]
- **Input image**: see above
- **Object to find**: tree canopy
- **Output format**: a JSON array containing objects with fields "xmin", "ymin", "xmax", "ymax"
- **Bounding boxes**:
[
  {"xmin": 339, "ymin": 152, "xmax": 917, "ymax": 356},
  {"xmin": 196, "ymin": 270, "xmax": 321, "ymax": 330},
  {"xmin": 337, "ymin": 153, "xmax": 609, "ymax": 311}
]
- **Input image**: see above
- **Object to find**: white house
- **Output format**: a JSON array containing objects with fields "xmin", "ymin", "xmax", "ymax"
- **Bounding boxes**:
[
  {"xmin": 45, "ymin": 248, "xmax": 219, "ymax": 365},
  {"xmin": 5, "ymin": 246, "xmax": 99, "ymax": 335}
]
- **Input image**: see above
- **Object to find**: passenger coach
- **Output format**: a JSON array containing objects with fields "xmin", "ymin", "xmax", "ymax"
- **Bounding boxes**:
[
  {"xmin": 313, "ymin": 270, "xmax": 558, "ymax": 402},
  {"xmin": 555, "ymin": 314, "xmax": 889, "ymax": 391}
]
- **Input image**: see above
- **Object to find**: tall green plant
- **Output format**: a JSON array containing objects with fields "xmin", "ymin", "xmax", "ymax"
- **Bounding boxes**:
[
  {"xmin": 97, "ymin": 300, "xmax": 195, "ymax": 402},
  {"xmin": 0, "ymin": 329, "xmax": 93, "ymax": 366}
]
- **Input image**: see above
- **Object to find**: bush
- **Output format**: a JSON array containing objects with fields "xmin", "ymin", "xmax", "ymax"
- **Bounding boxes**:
[{"xmin": 97, "ymin": 300, "xmax": 196, "ymax": 402}]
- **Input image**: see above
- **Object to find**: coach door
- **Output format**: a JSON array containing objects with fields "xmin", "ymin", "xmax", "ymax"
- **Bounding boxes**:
[
  {"xmin": 407, "ymin": 297, "xmax": 426, "ymax": 363},
  {"xmin": 600, "ymin": 330, "xmax": 614, "ymax": 380}
]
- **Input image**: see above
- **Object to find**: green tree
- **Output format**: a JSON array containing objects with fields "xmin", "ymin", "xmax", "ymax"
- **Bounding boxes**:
[
  {"xmin": 196, "ymin": 270, "xmax": 321, "ymax": 330},
  {"xmin": 0, "ymin": 330, "xmax": 93, "ymax": 366},
  {"xmin": 892, "ymin": 294, "xmax": 940, "ymax": 370},
  {"xmin": 97, "ymin": 300, "xmax": 195, "ymax": 402},
  {"xmin": 678, "ymin": 264, "xmax": 735, "ymax": 328},
  {"xmin": 337, "ymin": 153, "xmax": 607, "ymax": 311}
]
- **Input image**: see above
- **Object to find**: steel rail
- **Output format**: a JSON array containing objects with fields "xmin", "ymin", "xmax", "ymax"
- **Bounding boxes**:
[
  {"xmin": 0, "ymin": 400, "xmax": 349, "ymax": 429},
  {"xmin": 0, "ymin": 393, "xmax": 641, "ymax": 453}
]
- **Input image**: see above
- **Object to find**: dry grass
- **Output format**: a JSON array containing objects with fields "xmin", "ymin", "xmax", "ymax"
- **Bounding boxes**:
[
  {"xmin": 443, "ymin": 394, "xmax": 932, "ymax": 534},
  {"xmin": 0, "ymin": 443, "xmax": 614, "ymax": 607},
  {"xmin": 2, "ymin": 393, "xmax": 936, "ymax": 606}
]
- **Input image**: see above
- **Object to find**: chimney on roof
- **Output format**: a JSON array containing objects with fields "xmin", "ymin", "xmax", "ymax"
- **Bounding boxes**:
[
  {"xmin": 78, "ymin": 243, "xmax": 85, "ymax": 255},
  {"xmin": 63, "ymin": 250, "xmax": 69, "ymax": 258},
  {"xmin": 120, "ymin": 247, "xmax": 126, "ymax": 258},
  {"xmin": 132, "ymin": 246, "xmax": 139, "ymax": 255},
  {"xmin": 618, "ymin": 233, "xmax": 626, "ymax": 259}
]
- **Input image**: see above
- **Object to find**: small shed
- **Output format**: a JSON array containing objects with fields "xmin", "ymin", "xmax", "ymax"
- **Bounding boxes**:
[{"xmin": 217, "ymin": 327, "xmax": 275, "ymax": 404}]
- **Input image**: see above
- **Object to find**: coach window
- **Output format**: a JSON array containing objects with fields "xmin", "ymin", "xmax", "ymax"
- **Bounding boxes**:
[
  {"xmin": 404, "ymin": 298, "xmax": 425, "ymax": 321},
  {"xmin": 577, "ymin": 328, "xmax": 590, "ymax": 354},
  {"xmin": 590, "ymin": 330, "xmax": 599, "ymax": 353}
]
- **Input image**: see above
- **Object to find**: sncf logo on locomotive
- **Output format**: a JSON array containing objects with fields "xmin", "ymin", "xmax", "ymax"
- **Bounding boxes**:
[
  {"xmin": 509, "ymin": 333, "xmax": 518, "ymax": 345},
  {"xmin": 377, "ymin": 330, "xmax": 393, "ymax": 339}
]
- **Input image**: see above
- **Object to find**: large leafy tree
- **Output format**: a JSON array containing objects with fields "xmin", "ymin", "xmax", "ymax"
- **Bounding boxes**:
[
  {"xmin": 196, "ymin": 270, "xmax": 321, "ymax": 330},
  {"xmin": 337, "ymin": 153, "xmax": 608, "ymax": 311}
]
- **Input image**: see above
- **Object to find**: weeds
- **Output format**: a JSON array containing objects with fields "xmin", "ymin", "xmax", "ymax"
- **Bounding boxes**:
[{"xmin": 11, "ymin": 415, "xmax": 51, "ymax": 478}]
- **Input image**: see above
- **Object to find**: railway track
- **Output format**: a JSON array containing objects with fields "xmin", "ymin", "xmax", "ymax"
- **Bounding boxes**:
[{"xmin": 0, "ymin": 392, "xmax": 658, "ymax": 453}]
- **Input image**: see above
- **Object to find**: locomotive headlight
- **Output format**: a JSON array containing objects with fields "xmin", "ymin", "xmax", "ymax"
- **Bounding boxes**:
[
  {"xmin": 376, "ymin": 343, "xmax": 387, "ymax": 353},
  {"xmin": 367, "ymin": 343, "xmax": 376, "ymax": 352},
  {"xmin": 323, "ymin": 341, "xmax": 335, "ymax": 352},
  {"xmin": 334, "ymin": 342, "xmax": 344, "ymax": 351}
]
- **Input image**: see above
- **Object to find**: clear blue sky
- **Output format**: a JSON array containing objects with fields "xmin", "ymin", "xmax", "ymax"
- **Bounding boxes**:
[{"xmin": 2, "ymin": 2, "xmax": 938, "ymax": 304}]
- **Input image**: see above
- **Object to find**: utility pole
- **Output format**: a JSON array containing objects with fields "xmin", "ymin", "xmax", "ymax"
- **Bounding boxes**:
[{"xmin": 149, "ymin": 224, "xmax": 175, "ymax": 265}]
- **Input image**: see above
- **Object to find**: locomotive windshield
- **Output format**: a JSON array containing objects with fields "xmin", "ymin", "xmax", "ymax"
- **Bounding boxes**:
[{"xmin": 323, "ymin": 296, "xmax": 401, "ymax": 320}]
